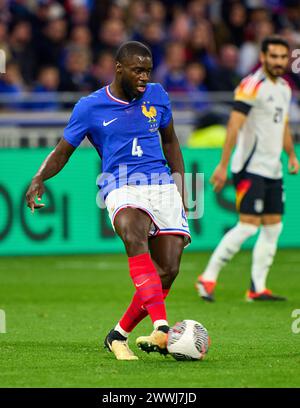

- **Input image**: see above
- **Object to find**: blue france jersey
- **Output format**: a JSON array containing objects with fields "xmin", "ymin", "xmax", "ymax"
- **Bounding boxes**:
[{"xmin": 63, "ymin": 83, "xmax": 173, "ymax": 199}]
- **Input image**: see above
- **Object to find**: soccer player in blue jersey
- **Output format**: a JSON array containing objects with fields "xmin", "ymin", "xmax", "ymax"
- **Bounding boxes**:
[{"xmin": 26, "ymin": 41, "xmax": 190, "ymax": 360}]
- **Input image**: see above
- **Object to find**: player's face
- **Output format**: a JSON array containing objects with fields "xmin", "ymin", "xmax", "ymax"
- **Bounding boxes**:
[
  {"xmin": 261, "ymin": 44, "xmax": 289, "ymax": 78},
  {"xmin": 119, "ymin": 55, "xmax": 153, "ymax": 99}
]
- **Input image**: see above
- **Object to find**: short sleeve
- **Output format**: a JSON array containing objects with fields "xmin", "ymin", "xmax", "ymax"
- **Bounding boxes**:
[
  {"xmin": 63, "ymin": 98, "xmax": 89, "ymax": 147},
  {"xmin": 233, "ymin": 76, "xmax": 264, "ymax": 114},
  {"xmin": 158, "ymin": 84, "xmax": 172, "ymax": 129}
]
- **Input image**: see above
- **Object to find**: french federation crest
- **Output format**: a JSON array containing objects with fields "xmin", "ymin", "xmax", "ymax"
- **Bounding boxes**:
[{"xmin": 141, "ymin": 101, "xmax": 157, "ymax": 123}]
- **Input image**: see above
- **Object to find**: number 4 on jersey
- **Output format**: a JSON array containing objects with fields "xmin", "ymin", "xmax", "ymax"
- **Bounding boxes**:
[{"xmin": 132, "ymin": 137, "xmax": 143, "ymax": 157}]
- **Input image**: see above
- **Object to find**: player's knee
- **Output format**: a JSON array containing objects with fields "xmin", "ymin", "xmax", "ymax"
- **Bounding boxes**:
[
  {"xmin": 236, "ymin": 222, "xmax": 259, "ymax": 239},
  {"xmin": 160, "ymin": 263, "xmax": 180, "ymax": 286},
  {"xmin": 121, "ymin": 227, "xmax": 148, "ymax": 253}
]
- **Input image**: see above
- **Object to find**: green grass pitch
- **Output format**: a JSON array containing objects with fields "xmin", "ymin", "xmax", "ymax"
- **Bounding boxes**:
[{"xmin": 0, "ymin": 249, "xmax": 299, "ymax": 388}]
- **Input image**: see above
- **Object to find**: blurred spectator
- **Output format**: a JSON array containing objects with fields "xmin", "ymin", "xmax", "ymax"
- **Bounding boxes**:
[
  {"xmin": 184, "ymin": 61, "xmax": 209, "ymax": 111},
  {"xmin": 9, "ymin": 0, "xmax": 33, "ymax": 22},
  {"xmin": 133, "ymin": 21, "xmax": 165, "ymax": 70},
  {"xmin": 214, "ymin": 2, "xmax": 248, "ymax": 49},
  {"xmin": 0, "ymin": 21, "xmax": 10, "ymax": 61},
  {"xmin": 59, "ymin": 47, "xmax": 92, "ymax": 92},
  {"xmin": 106, "ymin": 2, "xmax": 126, "ymax": 21},
  {"xmin": 0, "ymin": 61, "xmax": 24, "ymax": 93},
  {"xmin": 245, "ymin": 7, "xmax": 273, "ymax": 40},
  {"xmin": 126, "ymin": 0, "xmax": 148, "ymax": 33},
  {"xmin": 280, "ymin": 26, "xmax": 300, "ymax": 49},
  {"xmin": 148, "ymin": 1, "xmax": 167, "ymax": 25},
  {"xmin": 0, "ymin": 0, "xmax": 10, "ymax": 25},
  {"xmin": 29, "ymin": 65, "xmax": 60, "ymax": 111},
  {"xmin": 68, "ymin": 25, "xmax": 92, "ymax": 49},
  {"xmin": 186, "ymin": 21, "xmax": 216, "ymax": 71},
  {"xmin": 69, "ymin": 4, "xmax": 90, "ymax": 26},
  {"xmin": 90, "ymin": 51, "xmax": 115, "ymax": 90},
  {"xmin": 0, "ymin": 61, "xmax": 25, "ymax": 110},
  {"xmin": 208, "ymin": 44, "xmax": 241, "ymax": 91},
  {"xmin": 34, "ymin": 18, "xmax": 67, "ymax": 68},
  {"xmin": 284, "ymin": 1, "xmax": 300, "ymax": 30},
  {"xmin": 155, "ymin": 41, "xmax": 187, "ymax": 92},
  {"xmin": 9, "ymin": 21, "xmax": 37, "ymax": 85},
  {"xmin": 31, "ymin": 1, "xmax": 53, "ymax": 38},
  {"xmin": 47, "ymin": 2, "xmax": 66, "ymax": 21},
  {"xmin": 169, "ymin": 12, "xmax": 191, "ymax": 43},
  {"xmin": 238, "ymin": 19, "xmax": 274, "ymax": 75},
  {"xmin": 186, "ymin": 0, "xmax": 207, "ymax": 25},
  {"xmin": 94, "ymin": 18, "xmax": 127, "ymax": 56},
  {"xmin": 185, "ymin": 62, "xmax": 207, "ymax": 91}
]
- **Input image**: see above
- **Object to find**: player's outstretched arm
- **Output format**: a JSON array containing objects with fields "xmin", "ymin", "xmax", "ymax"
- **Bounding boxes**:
[
  {"xmin": 159, "ymin": 119, "xmax": 187, "ymax": 210},
  {"xmin": 26, "ymin": 138, "xmax": 76, "ymax": 212},
  {"xmin": 283, "ymin": 122, "xmax": 299, "ymax": 175},
  {"xmin": 211, "ymin": 110, "xmax": 247, "ymax": 192}
]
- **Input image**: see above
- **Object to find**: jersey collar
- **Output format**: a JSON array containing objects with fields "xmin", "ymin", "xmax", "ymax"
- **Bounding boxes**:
[
  {"xmin": 105, "ymin": 85, "xmax": 149, "ymax": 105},
  {"xmin": 106, "ymin": 85, "xmax": 130, "ymax": 105}
]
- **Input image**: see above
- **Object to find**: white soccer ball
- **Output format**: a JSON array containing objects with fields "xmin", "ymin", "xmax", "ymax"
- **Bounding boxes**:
[{"xmin": 167, "ymin": 319, "xmax": 210, "ymax": 361}]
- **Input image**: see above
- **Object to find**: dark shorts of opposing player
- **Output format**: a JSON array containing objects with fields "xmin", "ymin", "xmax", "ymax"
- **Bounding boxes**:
[{"xmin": 232, "ymin": 171, "xmax": 284, "ymax": 215}]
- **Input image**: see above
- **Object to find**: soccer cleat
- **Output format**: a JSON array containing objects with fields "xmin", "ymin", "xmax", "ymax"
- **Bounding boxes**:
[
  {"xmin": 136, "ymin": 326, "xmax": 169, "ymax": 355},
  {"xmin": 104, "ymin": 329, "xmax": 138, "ymax": 360},
  {"xmin": 246, "ymin": 289, "xmax": 287, "ymax": 302},
  {"xmin": 195, "ymin": 276, "xmax": 216, "ymax": 302}
]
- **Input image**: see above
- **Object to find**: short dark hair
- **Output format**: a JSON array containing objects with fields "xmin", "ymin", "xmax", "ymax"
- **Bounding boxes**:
[
  {"xmin": 261, "ymin": 36, "xmax": 290, "ymax": 53},
  {"xmin": 115, "ymin": 41, "xmax": 152, "ymax": 63}
]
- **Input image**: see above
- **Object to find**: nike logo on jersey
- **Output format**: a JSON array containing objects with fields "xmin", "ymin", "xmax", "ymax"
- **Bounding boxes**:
[
  {"xmin": 103, "ymin": 118, "xmax": 118, "ymax": 126},
  {"xmin": 135, "ymin": 279, "xmax": 149, "ymax": 288}
]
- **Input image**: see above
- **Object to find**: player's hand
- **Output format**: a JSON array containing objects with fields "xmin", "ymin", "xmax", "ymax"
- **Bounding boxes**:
[
  {"xmin": 210, "ymin": 164, "xmax": 227, "ymax": 192},
  {"xmin": 26, "ymin": 177, "xmax": 45, "ymax": 213},
  {"xmin": 288, "ymin": 155, "xmax": 299, "ymax": 175}
]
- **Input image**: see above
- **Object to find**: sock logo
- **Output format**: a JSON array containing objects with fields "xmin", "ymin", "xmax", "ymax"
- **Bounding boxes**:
[{"xmin": 136, "ymin": 279, "xmax": 150, "ymax": 288}]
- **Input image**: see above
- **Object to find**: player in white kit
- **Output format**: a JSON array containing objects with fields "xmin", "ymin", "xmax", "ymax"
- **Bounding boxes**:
[{"xmin": 196, "ymin": 36, "xmax": 299, "ymax": 301}]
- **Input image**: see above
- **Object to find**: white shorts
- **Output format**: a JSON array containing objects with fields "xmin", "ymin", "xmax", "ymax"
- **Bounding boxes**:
[{"xmin": 105, "ymin": 184, "xmax": 191, "ymax": 245}]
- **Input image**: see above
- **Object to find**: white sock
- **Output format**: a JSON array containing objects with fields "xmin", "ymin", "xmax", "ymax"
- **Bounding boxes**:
[
  {"xmin": 202, "ymin": 222, "xmax": 258, "ymax": 282},
  {"xmin": 115, "ymin": 323, "xmax": 129, "ymax": 338},
  {"xmin": 251, "ymin": 222, "xmax": 283, "ymax": 293},
  {"xmin": 153, "ymin": 320, "xmax": 168, "ymax": 330}
]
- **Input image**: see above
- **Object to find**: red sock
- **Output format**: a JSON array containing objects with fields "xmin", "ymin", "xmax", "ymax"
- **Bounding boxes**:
[
  {"xmin": 119, "ymin": 292, "xmax": 147, "ymax": 333},
  {"xmin": 119, "ymin": 288, "xmax": 170, "ymax": 333},
  {"xmin": 129, "ymin": 253, "xmax": 167, "ymax": 324},
  {"xmin": 118, "ymin": 253, "xmax": 167, "ymax": 331},
  {"xmin": 162, "ymin": 288, "xmax": 170, "ymax": 298}
]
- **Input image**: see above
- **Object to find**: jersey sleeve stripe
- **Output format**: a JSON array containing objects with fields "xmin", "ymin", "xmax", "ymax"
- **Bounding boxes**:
[{"xmin": 235, "ymin": 77, "xmax": 265, "ymax": 102}]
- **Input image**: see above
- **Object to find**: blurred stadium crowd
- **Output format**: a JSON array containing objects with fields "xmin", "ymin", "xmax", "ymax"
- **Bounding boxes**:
[{"xmin": 0, "ymin": 0, "xmax": 300, "ymax": 112}]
